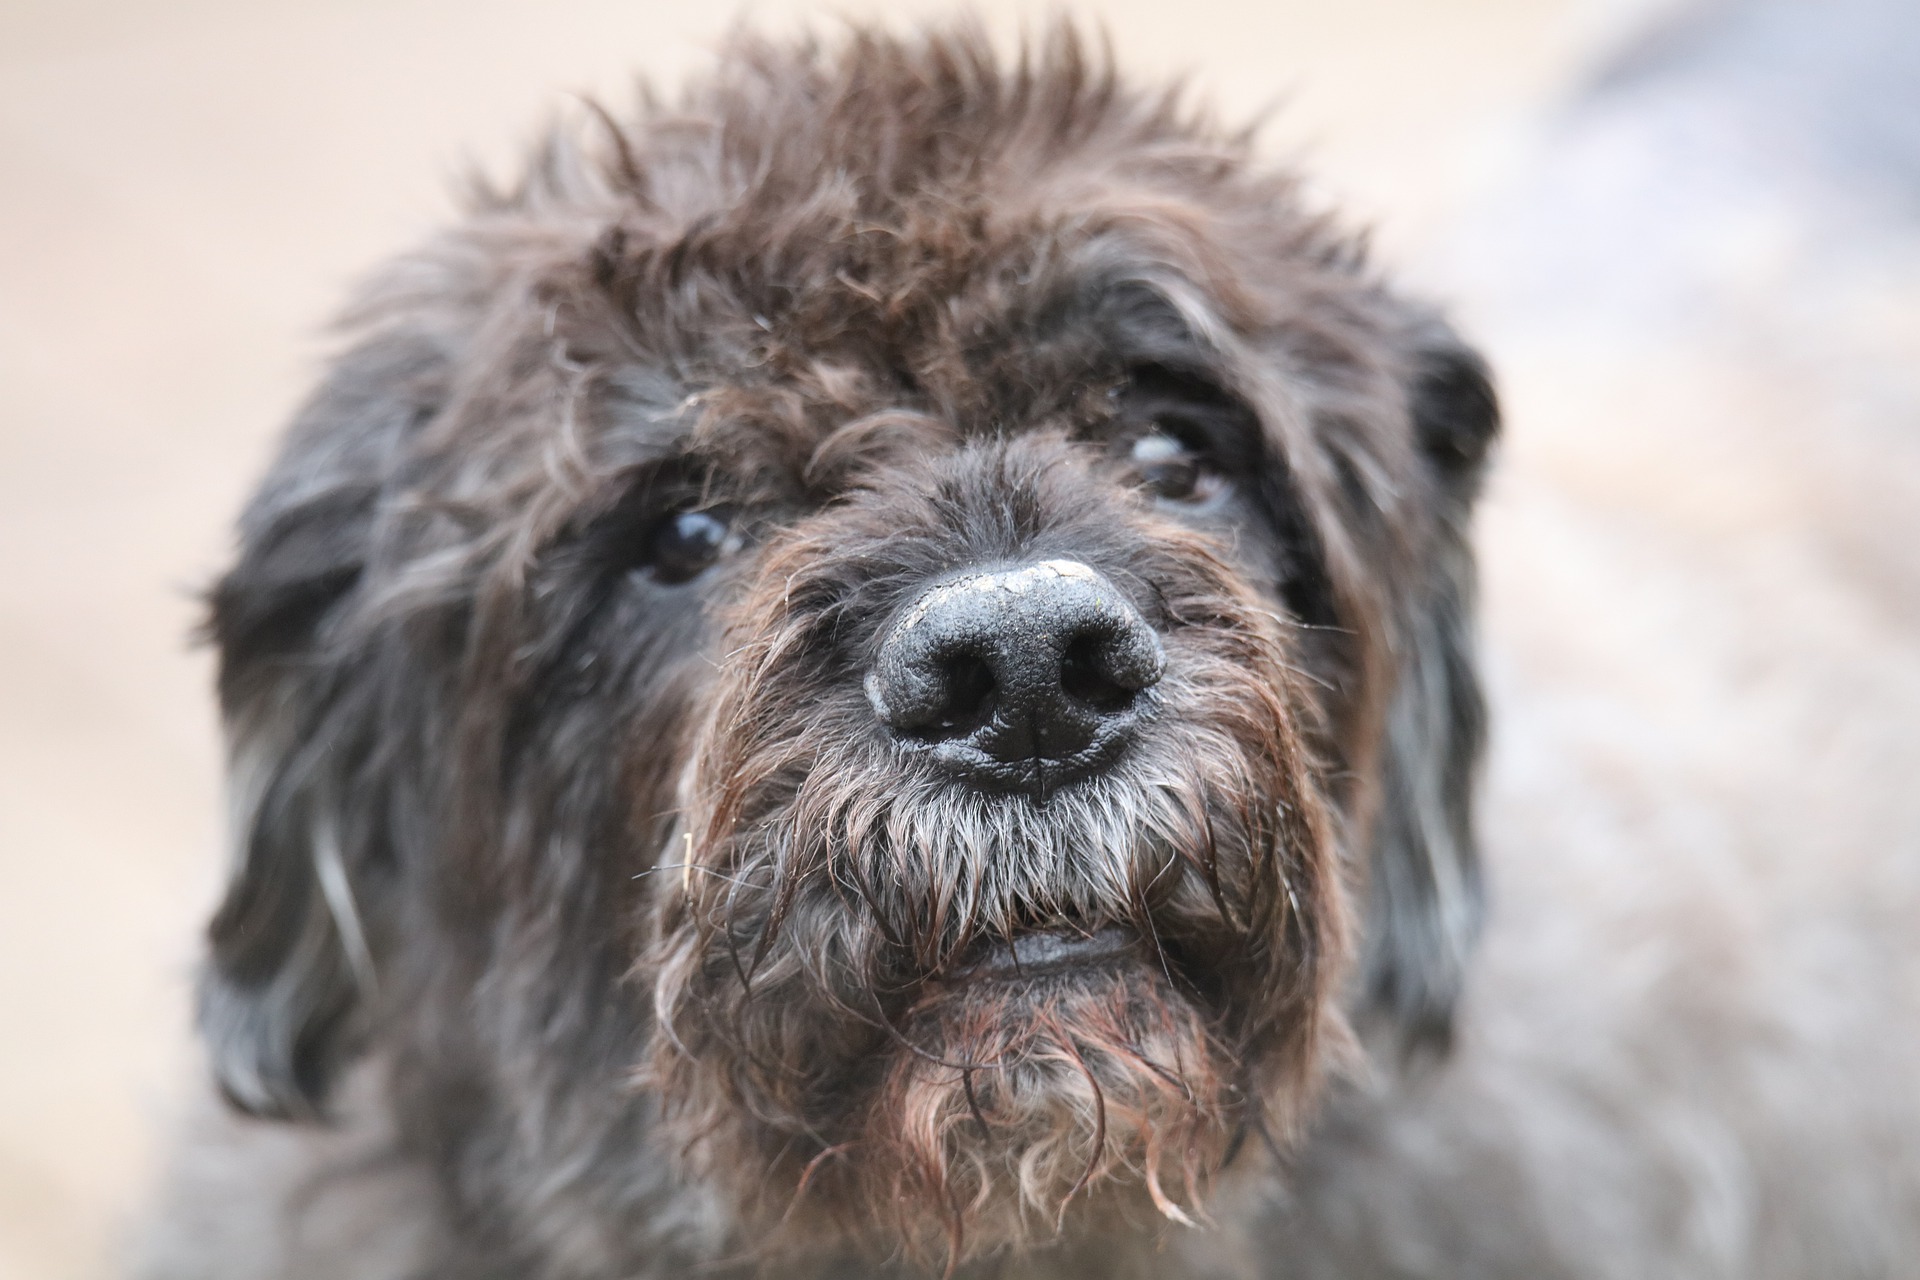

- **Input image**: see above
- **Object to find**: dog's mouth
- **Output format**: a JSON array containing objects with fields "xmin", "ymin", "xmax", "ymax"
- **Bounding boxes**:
[{"xmin": 957, "ymin": 924, "xmax": 1138, "ymax": 980}]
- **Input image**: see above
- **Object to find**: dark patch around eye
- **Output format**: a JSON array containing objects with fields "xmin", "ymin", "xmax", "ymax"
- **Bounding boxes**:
[
  {"xmin": 1258, "ymin": 469, "xmax": 1341, "ymax": 633},
  {"xmin": 510, "ymin": 462, "xmax": 735, "ymax": 760},
  {"xmin": 1112, "ymin": 362, "xmax": 1341, "ymax": 633}
]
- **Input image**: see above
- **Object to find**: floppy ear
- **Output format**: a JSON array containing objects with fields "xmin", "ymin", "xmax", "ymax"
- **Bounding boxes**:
[
  {"xmin": 1356, "ymin": 324, "xmax": 1500, "ymax": 1056},
  {"xmin": 199, "ymin": 334, "xmax": 441, "ymax": 1119}
]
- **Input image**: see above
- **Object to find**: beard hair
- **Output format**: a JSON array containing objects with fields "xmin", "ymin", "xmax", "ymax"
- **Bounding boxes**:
[
  {"xmin": 647, "ymin": 698, "xmax": 1337, "ymax": 1264},
  {"xmin": 859, "ymin": 962, "xmax": 1238, "ymax": 1267}
]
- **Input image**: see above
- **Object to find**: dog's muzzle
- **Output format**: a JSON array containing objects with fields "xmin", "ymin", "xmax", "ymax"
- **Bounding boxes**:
[{"xmin": 865, "ymin": 559, "xmax": 1164, "ymax": 800}]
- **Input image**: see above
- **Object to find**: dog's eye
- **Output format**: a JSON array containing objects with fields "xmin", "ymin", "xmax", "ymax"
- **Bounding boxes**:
[
  {"xmin": 1130, "ymin": 433, "xmax": 1225, "ymax": 506},
  {"xmin": 645, "ymin": 508, "xmax": 735, "ymax": 584}
]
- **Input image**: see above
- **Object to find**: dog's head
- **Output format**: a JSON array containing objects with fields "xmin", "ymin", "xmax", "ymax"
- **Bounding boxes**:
[{"xmin": 196, "ymin": 27, "xmax": 1497, "ymax": 1270}]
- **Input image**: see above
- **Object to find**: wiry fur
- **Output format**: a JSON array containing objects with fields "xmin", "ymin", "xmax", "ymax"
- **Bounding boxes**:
[
  {"xmin": 144, "ymin": 25, "xmax": 1501, "ymax": 1279},
  {"xmin": 651, "ymin": 436, "xmax": 1343, "ymax": 1261}
]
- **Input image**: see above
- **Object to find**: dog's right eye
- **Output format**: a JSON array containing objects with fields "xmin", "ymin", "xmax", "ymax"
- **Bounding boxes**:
[
  {"xmin": 645, "ymin": 508, "xmax": 735, "ymax": 584},
  {"xmin": 1130, "ymin": 431, "xmax": 1227, "ymax": 507}
]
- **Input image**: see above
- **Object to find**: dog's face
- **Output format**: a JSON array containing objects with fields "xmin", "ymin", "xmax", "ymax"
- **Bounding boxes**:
[
  {"xmin": 196, "ymin": 31, "xmax": 1497, "ymax": 1271},
  {"xmin": 657, "ymin": 405, "xmax": 1339, "ymax": 1254}
]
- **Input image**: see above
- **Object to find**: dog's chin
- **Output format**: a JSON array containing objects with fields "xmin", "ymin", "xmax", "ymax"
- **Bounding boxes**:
[{"xmin": 830, "ymin": 939, "xmax": 1238, "ymax": 1266}]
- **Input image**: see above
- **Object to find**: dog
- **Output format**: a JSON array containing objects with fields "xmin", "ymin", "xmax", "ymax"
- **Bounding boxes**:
[{"xmin": 136, "ymin": 20, "xmax": 1920, "ymax": 1280}]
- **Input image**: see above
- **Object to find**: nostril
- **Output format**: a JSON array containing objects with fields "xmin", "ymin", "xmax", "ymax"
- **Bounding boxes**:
[
  {"xmin": 916, "ymin": 651, "xmax": 997, "ymax": 742},
  {"xmin": 1059, "ymin": 632, "xmax": 1137, "ymax": 714},
  {"xmin": 874, "ymin": 637, "xmax": 1001, "ymax": 745}
]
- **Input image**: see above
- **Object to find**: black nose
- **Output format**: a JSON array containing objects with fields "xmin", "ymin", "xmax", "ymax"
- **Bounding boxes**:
[{"xmin": 866, "ymin": 559, "xmax": 1164, "ymax": 799}]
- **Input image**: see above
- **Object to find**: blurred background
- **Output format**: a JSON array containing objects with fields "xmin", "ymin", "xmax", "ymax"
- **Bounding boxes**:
[{"xmin": 3, "ymin": 0, "xmax": 1916, "ymax": 1276}]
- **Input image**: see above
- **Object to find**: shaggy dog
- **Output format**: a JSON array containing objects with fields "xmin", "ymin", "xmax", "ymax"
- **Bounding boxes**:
[{"xmin": 151, "ymin": 26, "xmax": 1504, "ymax": 1278}]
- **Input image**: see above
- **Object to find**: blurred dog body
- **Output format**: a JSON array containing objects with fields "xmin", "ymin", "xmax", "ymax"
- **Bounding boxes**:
[{"xmin": 139, "ymin": 8, "xmax": 1920, "ymax": 1279}]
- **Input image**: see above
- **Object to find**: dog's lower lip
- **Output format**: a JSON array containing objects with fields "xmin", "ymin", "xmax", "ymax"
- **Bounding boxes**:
[{"xmin": 967, "ymin": 925, "xmax": 1136, "ymax": 977}]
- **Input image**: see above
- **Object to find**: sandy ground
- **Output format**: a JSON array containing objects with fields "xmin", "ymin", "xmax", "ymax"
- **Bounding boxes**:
[{"xmin": 12, "ymin": 0, "xmax": 1920, "ymax": 1276}]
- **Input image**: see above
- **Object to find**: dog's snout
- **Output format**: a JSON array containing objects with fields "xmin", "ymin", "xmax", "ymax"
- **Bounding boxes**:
[{"xmin": 866, "ymin": 559, "xmax": 1163, "ymax": 798}]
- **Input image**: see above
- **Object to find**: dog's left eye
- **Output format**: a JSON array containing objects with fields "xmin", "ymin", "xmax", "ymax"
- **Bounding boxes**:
[
  {"xmin": 1131, "ymin": 432, "xmax": 1226, "ymax": 506},
  {"xmin": 645, "ymin": 508, "xmax": 736, "ymax": 584}
]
